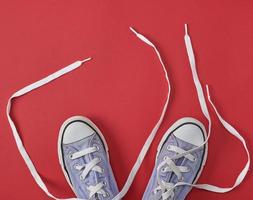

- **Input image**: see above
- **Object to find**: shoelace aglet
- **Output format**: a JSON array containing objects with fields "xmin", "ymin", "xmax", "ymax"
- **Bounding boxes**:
[
  {"xmin": 80, "ymin": 57, "xmax": 92, "ymax": 63},
  {"xmin": 205, "ymin": 84, "xmax": 210, "ymax": 97},
  {"xmin": 129, "ymin": 26, "xmax": 155, "ymax": 47},
  {"xmin": 129, "ymin": 26, "xmax": 138, "ymax": 35},
  {"xmin": 129, "ymin": 26, "xmax": 134, "ymax": 31},
  {"xmin": 184, "ymin": 24, "xmax": 188, "ymax": 35}
]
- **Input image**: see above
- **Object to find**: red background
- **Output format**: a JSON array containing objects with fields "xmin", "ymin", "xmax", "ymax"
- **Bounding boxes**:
[{"xmin": 0, "ymin": 1, "xmax": 252, "ymax": 199}]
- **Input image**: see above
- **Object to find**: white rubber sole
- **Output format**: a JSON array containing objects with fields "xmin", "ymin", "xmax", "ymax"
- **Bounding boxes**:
[
  {"xmin": 157, "ymin": 117, "xmax": 208, "ymax": 190},
  {"xmin": 57, "ymin": 115, "xmax": 110, "ymax": 196}
]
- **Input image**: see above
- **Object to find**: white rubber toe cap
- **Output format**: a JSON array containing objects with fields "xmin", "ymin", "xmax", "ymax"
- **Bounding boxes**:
[
  {"xmin": 62, "ymin": 121, "xmax": 95, "ymax": 144},
  {"xmin": 173, "ymin": 119, "xmax": 205, "ymax": 147}
]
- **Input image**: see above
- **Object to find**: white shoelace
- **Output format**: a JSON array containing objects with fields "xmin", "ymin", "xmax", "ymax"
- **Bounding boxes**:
[
  {"xmin": 7, "ymin": 59, "xmax": 92, "ymax": 200},
  {"xmin": 151, "ymin": 24, "xmax": 251, "ymax": 200},
  {"xmin": 6, "ymin": 25, "xmax": 250, "ymax": 200},
  {"xmin": 183, "ymin": 24, "xmax": 250, "ymax": 194},
  {"xmin": 6, "ymin": 28, "xmax": 171, "ymax": 200},
  {"xmin": 70, "ymin": 146, "xmax": 108, "ymax": 198}
]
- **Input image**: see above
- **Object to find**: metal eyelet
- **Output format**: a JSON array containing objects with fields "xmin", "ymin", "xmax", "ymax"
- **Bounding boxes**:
[
  {"xmin": 192, "ymin": 157, "xmax": 197, "ymax": 162},
  {"xmin": 93, "ymin": 144, "xmax": 100, "ymax": 151},
  {"xmin": 73, "ymin": 164, "xmax": 79, "ymax": 170},
  {"xmin": 69, "ymin": 154, "xmax": 73, "ymax": 159},
  {"xmin": 178, "ymin": 176, "xmax": 184, "ymax": 181},
  {"xmin": 103, "ymin": 192, "xmax": 110, "ymax": 198},
  {"xmin": 103, "ymin": 181, "xmax": 107, "ymax": 186},
  {"xmin": 80, "ymin": 175, "xmax": 84, "ymax": 181},
  {"xmin": 101, "ymin": 168, "xmax": 105, "ymax": 173},
  {"xmin": 163, "ymin": 156, "xmax": 169, "ymax": 161},
  {"xmin": 161, "ymin": 167, "xmax": 166, "ymax": 173}
]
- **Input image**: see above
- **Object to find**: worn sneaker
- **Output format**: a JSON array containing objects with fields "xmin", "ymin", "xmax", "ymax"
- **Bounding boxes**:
[
  {"xmin": 58, "ymin": 116, "xmax": 119, "ymax": 199},
  {"xmin": 143, "ymin": 117, "xmax": 208, "ymax": 200}
]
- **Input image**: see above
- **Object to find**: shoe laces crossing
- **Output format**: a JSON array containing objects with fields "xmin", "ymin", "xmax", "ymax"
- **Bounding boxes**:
[
  {"xmin": 154, "ymin": 145, "xmax": 196, "ymax": 200},
  {"xmin": 70, "ymin": 146, "xmax": 109, "ymax": 199}
]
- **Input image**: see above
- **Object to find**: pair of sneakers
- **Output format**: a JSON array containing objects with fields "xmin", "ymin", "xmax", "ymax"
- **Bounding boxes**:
[
  {"xmin": 58, "ymin": 116, "xmax": 207, "ymax": 200},
  {"xmin": 7, "ymin": 25, "xmax": 250, "ymax": 200}
]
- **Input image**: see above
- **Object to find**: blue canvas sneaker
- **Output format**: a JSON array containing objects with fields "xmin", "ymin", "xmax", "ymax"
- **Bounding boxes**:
[
  {"xmin": 58, "ymin": 116, "xmax": 119, "ymax": 199},
  {"xmin": 143, "ymin": 117, "xmax": 208, "ymax": 200}
]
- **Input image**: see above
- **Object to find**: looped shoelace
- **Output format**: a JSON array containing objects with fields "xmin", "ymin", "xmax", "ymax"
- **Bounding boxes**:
[
  {"xmin": 6, "ymin": 25, "xmax": 250, "ymax": 200},
  {"xmin": 154, "ymin": 145, "xmax": 195, "ymax": 200},
  {"xmin": 70, "ymin": 146, "xmax": 108, "ymax": 198}
]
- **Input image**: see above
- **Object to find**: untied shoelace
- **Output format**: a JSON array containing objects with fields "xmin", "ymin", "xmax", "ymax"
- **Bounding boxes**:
[{"xmin": 6, "ymin": 25, "xmax": 250, "ymax": 200}]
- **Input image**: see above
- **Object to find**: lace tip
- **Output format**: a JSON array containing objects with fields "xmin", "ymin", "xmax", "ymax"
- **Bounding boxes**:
[
  {"xmin": 81, "ymin": 57, "xmax": 92, "ymax": 63},
  {"xmin": 205, "ymin": 84, "xmax": 210, "ymax": 92},
  {"xmin": 129, "ymin": 26, "xmax": 137, "ymax": 35},
  {"xmin": 184, "ymin": 24, "xmax": 188, "ymax": 35},
  {"xmin": 205, "ymin": 84, "xmax": 211, "ymax": 99}
]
